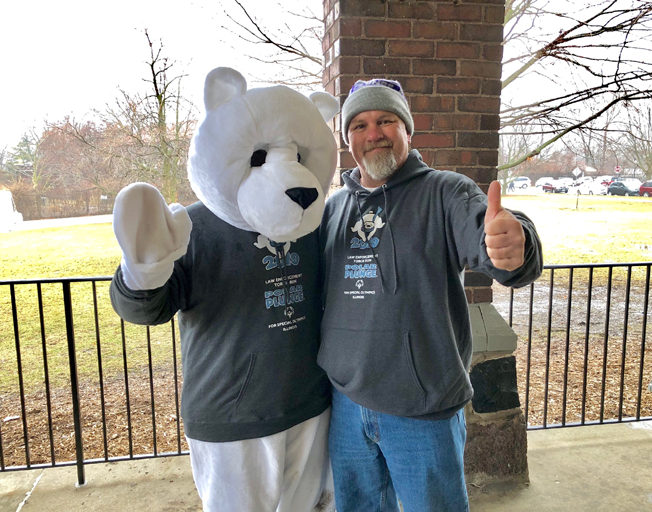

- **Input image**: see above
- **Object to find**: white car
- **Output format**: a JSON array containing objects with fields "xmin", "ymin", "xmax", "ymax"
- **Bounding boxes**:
[
  {"xmin": 535, "ymin": 177, "xmax": 553, "ymax": 188},
  {"xmin": 567, "ymin": 181, "xmax": 607, "ymax": 195},
  {"xmin": 511, "ymin": 176, "xmax": 531, "ymax": 189},
  {"xmin": 558, "ymin": 177, "xmax": 575, "ymax": 188},
  {"xmin": 619, "ymin": 178, "xmax": 642, "ymax": 189}
]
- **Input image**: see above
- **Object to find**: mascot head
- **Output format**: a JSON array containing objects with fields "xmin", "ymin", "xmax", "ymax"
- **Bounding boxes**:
[{"xmin": 188, "ymin": 67, "xmax": 339, "ymax": 242}]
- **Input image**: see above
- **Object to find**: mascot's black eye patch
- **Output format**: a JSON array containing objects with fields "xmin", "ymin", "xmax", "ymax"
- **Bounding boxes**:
[
  {"xmin": 297, "ymin": 153, "xmax": 301, "ymax": 163},
  {"xmin": 250, "ymin": 149, "xmax": 267, "ymax": 167}
]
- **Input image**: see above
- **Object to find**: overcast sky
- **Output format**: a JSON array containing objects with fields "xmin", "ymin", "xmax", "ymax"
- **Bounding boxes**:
[
  {"xmin": 3, "ymin": 1, "xmax": 646, "ymax": 155},
  {"xmin": 0, "ymin": 0, "xmax": 322, "ymax": 150}
]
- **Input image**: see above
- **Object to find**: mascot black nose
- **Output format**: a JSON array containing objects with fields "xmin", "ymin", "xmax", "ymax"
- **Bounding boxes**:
[{"xmin": 285, "ymin": 187, "xmax": 319, "ymax": 210}]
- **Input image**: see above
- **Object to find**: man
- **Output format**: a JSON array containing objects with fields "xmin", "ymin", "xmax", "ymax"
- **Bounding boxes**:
[{"xmin": 318, "ymin": 79, "xmax": 543, "ymax": 512}]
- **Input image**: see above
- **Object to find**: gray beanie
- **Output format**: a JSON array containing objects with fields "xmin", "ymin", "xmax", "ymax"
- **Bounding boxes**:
[{"xmin": 341, "ymin": 78, "xmax": 414, "ymax": 145}]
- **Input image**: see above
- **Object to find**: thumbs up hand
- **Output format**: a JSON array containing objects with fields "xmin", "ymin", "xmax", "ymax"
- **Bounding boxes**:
[{"xmin": 484, "ymin": 181, "xmax": 526, "ymax": 271}]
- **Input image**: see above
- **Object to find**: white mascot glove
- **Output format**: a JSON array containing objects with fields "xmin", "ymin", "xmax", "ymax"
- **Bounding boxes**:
[{"xmin": 113, "ymin": 183, "xmax": 192, "ymax": 290}]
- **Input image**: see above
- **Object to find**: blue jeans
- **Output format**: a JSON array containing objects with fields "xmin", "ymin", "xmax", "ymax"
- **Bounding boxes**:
[{"xmin": 329, "ymin": 388, "xmax": 469, "ymax": 512}]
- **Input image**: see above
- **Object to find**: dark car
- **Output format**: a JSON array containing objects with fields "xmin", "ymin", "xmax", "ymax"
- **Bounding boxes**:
[
  {"xmin": 607, "ymin": 181, "xmax": 639, "ymax": 196},
  {"xmin": 639, "ymin": 180, "xmax": 652, "ymax": 197}
]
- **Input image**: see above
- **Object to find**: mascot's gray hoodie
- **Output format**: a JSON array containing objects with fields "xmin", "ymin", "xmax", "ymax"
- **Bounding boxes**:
[
  {"xmin": 111, "ymin": 202, "xmax": 330, "ymax": 442},
  {"xmin": 318, "ymin": 149, "xmax": 542, "ymax": 419}
]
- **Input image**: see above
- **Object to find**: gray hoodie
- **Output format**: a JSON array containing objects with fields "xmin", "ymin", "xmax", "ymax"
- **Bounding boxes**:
[
  {"xmin": 110, "ymin": 202, "xmax": 330, "ymax": 442},
  {"xmin": 318, "ymin": 150, "xmax": 542, "ymax": 419}
]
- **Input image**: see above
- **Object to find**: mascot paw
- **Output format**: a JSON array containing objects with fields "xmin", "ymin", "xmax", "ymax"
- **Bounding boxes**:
[{"xmin": 113, "ymin": 183, "xmax": 192, "ymax": 290}]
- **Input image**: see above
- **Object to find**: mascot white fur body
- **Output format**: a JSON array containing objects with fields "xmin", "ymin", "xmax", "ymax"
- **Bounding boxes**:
[{"xmin": 110, "ymin": 68, "xmax": 338, "ymax": 512}]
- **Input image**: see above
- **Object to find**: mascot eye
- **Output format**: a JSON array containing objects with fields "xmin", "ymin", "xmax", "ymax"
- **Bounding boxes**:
[
  {"xmin": 250, "ymin": 149, "xmax": 267, "ymax": 167},
  {"xmin": 297, "ymin": 153, "xmax": 301, "ymax": 163}
]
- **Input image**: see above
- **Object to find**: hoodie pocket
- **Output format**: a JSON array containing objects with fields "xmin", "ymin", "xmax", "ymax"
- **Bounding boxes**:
[
  {"xmin": 318, "ymin": 328, "xmax": 427, "ymax": 416},
  {"xmin": 231, "ymin": 345, "xmax": 326, "ymax": 422}
]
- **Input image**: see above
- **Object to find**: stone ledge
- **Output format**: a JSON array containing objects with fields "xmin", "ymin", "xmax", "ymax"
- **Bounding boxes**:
[
  {"xmin": 465, "ymin": 404, "xmax": 523, "ymax": 424},
  {"xmin": 470, "ymin": 302, "xmax": 516, "ymax": 354}
]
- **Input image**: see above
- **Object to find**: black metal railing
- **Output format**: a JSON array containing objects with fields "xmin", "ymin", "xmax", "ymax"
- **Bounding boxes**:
[
  {"xmin": 2, "ymin": 264, "xmax": 651, "ymax": 484},
  {"xmin": 0, "ymin": 277, "xmax": 186, "ymax": 486},
  {"xmin": 496, "ymin": 262, "xmax": 652, "ymax": 430}
]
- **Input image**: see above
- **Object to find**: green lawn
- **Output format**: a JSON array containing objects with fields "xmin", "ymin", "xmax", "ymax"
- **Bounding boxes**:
[
  {"xmin": 0, "ymin": 221, "xmax": 178, "ymax": 393},
  {"xmin": 1, "ymin": 194, "xmax": 651, "ymax": 393},
  {"xmin": 502, "ymin": 193, "xmax": 652, "ymax": 265}
]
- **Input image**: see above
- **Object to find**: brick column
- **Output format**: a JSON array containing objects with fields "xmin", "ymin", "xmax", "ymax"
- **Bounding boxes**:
[{"xmin": 322, "ymin": 0, "xmax": 529, "ymax": 489}]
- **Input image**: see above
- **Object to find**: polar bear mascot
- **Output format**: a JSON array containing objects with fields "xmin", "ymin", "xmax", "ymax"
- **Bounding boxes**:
[{"xmin": 109, "ymin": 67, "xmax": 338, "ymax": 512}]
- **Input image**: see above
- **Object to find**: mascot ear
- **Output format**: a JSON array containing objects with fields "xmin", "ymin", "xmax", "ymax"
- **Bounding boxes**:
[
  {"xmin": 309, "ymin": 91, "xmax": 339, "ymax": 122},
  {"xmin": 204, "ymin": 67, "xmax": 248, "ymax": 111}
]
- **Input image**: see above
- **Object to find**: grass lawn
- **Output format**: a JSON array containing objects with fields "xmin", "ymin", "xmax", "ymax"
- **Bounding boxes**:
[
  {"xmin": 502, "ymin": 193, "xmax": 652, "ymax": 265},
  {"xmin": 0, "ymin": 221, "xmax": 178, "ymax": 393}
]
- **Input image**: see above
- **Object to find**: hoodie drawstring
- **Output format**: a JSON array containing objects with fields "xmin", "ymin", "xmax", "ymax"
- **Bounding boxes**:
[
  {"xmin": 273, "ymin": 243, "xmax": 293, "ymax": 316},
  {"xmin": 382, "ymin": 185, "xmax": 399, "ymax": 295},
  {"xmin": 355, "ymin": 190, "xmax": 398, "ymax": 295}
]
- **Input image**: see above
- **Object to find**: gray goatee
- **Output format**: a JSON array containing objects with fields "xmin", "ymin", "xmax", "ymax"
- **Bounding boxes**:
[{"xmin": 362, "ymin": 145, "xmax": 398, "ymax": 182}]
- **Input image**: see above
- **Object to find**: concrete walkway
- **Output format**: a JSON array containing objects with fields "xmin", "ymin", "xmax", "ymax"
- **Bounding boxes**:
[
  {"xmin": 7, "ymin": 214, "xmax": 113, "ymax": 232},
  {"xmin": 1, "ymin": 421, "xmax": 651, "ymax": 511},
  {"xmin": 471, "ymin": 421, "xmax": 652, "ymax": 512}
]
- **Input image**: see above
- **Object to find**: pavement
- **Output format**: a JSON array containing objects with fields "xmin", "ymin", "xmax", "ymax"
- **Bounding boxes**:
[
  {"xmin": 5, "ymin": 214, "xmax": 113, "ymax": 232},
  {"xmin": 1, "ymin": 421, "xmax": 651, "ymax": 511}
]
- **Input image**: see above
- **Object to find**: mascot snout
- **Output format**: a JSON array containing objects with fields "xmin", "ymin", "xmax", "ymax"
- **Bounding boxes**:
[
  {"xmin": 238, "ymin": 159, "xmax": 325, "ymax": 242},
  {"xmin": 285, "ymin": 187, "xmax": 319, "ymax": 210}
]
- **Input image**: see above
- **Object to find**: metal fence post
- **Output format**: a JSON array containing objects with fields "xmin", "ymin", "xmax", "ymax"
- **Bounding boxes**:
[{"xmin": 62, "ymin": 281, "xmax": 85, "ymax": 486}]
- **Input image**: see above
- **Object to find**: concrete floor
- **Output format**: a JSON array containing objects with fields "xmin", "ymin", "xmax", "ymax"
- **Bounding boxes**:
[
  {"xmin": 1, "ymin": 421, "xmax": 651, "ymax": 511},
  {"xmin": 470, "ymin": 421, "xmax": 652, "ymax": 512}
]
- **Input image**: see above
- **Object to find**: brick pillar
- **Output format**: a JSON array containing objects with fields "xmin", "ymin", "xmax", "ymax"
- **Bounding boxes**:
[{"xmin": 322, "ymin": 0, "xmax": 529, "ymax": 489}]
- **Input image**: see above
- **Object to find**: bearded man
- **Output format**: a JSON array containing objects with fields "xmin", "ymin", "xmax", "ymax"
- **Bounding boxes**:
[{"xmin": 317, "ymin": 78, "xmax": 543, "ymax": 512}]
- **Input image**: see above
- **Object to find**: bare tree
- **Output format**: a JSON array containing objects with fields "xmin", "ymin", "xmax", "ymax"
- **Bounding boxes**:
[
  {"xmin": 621, "ymin": 106, "xmax": 652, "ymax": 180},
  {"xmin": 219, "ymin": 0, "xmax": 652, "ymax": 175},
  {"xmin": 498, "ymin": 124, "xmax": 549, "ymax": 189},
  {"xmin": 52, "ymin": 31, "xmax": 197, "ymax": 203},
  {"xmin": 500, "ymin": 0, "xmax": 652, "ymax": 170},
  {"xmin": 557, "ymin": 102, "xmax": 622, "ymax": 175},
  {"xmin": 218, "ymin": 0, "xmax": 323, "ymax": 90},
  {"xmin": 2, "ymin": 130, "xmax": 55, "ymax": 191},
  {"xmin": 39, "ymin": 119, "xmax": 122, "ymax": 193}
]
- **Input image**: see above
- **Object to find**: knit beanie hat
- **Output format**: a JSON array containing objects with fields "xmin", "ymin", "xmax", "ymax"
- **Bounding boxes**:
[{"xmin": 341, "ymin": 78, "xmax": 414, "ymax": 145}]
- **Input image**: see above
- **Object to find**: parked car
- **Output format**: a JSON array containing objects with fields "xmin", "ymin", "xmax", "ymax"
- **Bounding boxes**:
[
  {"xmin": 512, "ymin": 176, "xmax": 531, "ymax": 189},
  {"xmin": 542, "ymin": 179, "xmax": 568, "ymax": 193},
  {"xmin": 535, "ymin": 177, "xmax": 553, "ymax": 188},
  {"xmin": 639, "ymin": 180, "xmax": 652, "ymax": 197},
  {"xmin": 567, "ymin": 181, "xmax": 607, "ymax": 195},
  {"xmin": 558, "ymin": 177, "xmax": 575, "ymax": 188},
  {"xmin": 617, "ymin": 178, "xmax": 642, "ymax": 189},
  {"xmin": 574, "ymin": 176, "xmax": 593, "ymax": 185},
  {"xmin": 598, "ymin": 175, "xmax": 616, "ymax": 187},
  {"xmin": 607, "ymin": 181, "xmax": 639, "ymax": 196}
]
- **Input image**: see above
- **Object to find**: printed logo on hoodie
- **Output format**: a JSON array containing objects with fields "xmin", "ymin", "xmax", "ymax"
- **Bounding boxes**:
[
  {"xmin": 254, "ymin": 235, "xmax": 307, "ymax": 329},
  {"xmin": 254, "ymin": 235, "xmax": 300, "ymax": 270},
  {"xmin": 344, "ymin": 208, "xmax": 383, "ymax": 292},
  {"xmin": 350, "ymin": 207, "xmax": 385, "ymax": 250}
]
